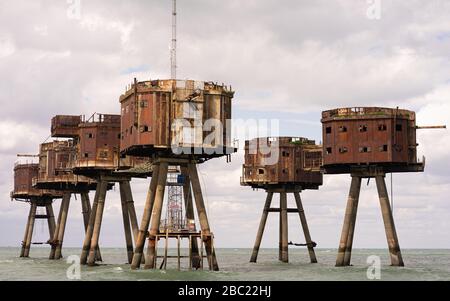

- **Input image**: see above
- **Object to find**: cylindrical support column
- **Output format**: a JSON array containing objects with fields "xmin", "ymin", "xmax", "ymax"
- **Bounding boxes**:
[
  {"xmin": 123, "ymin": 182, "xmax": 139, "ymax": 241},
  {"xmin": 280, "ymin": 192, "xmax": 289, "ymax": 263},
  {"xmin": 188, "ymin": 164, "xmax": 219, "ymax": 271},
  {"xmin": 343, "ymin": 178, "xmax": 361, "ymax": 266},
  {"xmin": 49, "ymin": 198, "xmax": 64, "ymax": 260},
  {"xmin": 87, "ymin": 181, "xmax": 108, "ymax": 266},
  {"xmin": 20, "ymin": 203, "xmax": 34, "ymax": 257},
  {"xmin": 250, "ymin": 192, "xmax": 274, "ymax": 263},
  {"xmin": 120, "ymin": 182, "xmax": 134, "ymax": 264},
  {"xmin": 131, "ymin": 164, "xmax": 161, "ymax": 269},
  {"xmin": 145, "ymin": 162, "xmax": 169, "ymax": 269},
  {"xmin": 45, "ymin": 203, "xmax": 56, "ymax": 241},
  {"xmin": 336, "ymin": 176, "xmax": 362, "ymax": 267},
  {"xmin": 181, "ymin": 165, "xmax": 201, "ymax": 269},
  {"xmin": 294, "ymin": 192, "xmax": 318, "ymax": 264},
  {"xmin": 80, "ymin": 181, "xmax": 105, "ymax": 265},
  {"xmin": 54, "ymin": 193, "xmax": 71, "ymax": 260},
  {"xmin": 376, "ymin": 176, "xmax": 404, "ymax": 267},
  {"xmin": 22, "ymin": 202, "xmax": 37, "ymax": 258},
  {"xmin": 279, "ymin": 195, "xmax": 282, "ymax": 262},
  {"xmin": 80, "ymin": 193, "xmax": 102, "ymax": 262}
]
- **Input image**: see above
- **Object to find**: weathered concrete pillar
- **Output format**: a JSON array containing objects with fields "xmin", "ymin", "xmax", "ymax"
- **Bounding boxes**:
[
  {"xmin": 336, "ymin": 176, "xmax": 361, "ymax": 267},
  {"xmin": 45, "ymin": 203, "xmax": 56, "ymax": 242},
  {"xmin": 145, "ymin": 162, "xmax": 169, "ymax": 269},
  {"xmin": 180, "ymin": 165, "xmax": 201, "ymax": 269},
  {"xmin": 49, "ymin": 198, "xmax": 64, "ymax": 260},
  {"xmin": 80, "ymin": 193, "xmax": 102, "ymax": 262},
  {"xmin": 121, "ymin": 181, "xmax": 144, "ymax": 264},
  {"xmin": 343, "ymin": 178, "xmax": 362, "ymax": 266},
  {"xmin": 20, "ymin": 203, "xmax": 34, "ymax": 257},
  {"xmin": 54, "ymin": 193, "xmax": 71, "ymax": 260},
  {"xmin": 22, "ymin": 202, "xmax": 37, "ymax": 258},
  {"xmin": 120, "ymin": 182, "xmax": 134, "ymax": 264},
  {"xmin": 376, "ymin": 176, "xmax": 404, "ymax": 267},
  {"xmin": 250, "ymin": 192, "xmax": 273, "ymax": 263},
  {"xmin": 294, "ymin": 192, "xmax": 318, "ymax": 264},
  {"xmin": 188, "ymin": 164, "xmax": 219, "ymax": 271},
  {"xmin": 280, "ymin": 192, "xmax": 289, "ymax": 263},
  {"xmin": 131, "ymin": 164, "xmax": 160, "ymax": 269},
  {"xmin": 87, "ymin": 181, "xmax": 108, "ymax": 266},
  {"xmin": 279, "ymin": 194, "xmax": 282, "ymax": 262}
]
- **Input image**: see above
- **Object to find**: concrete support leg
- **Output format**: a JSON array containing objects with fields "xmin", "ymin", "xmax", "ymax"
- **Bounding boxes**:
[
  {"xmin": 145, "ymin": 162, "xmax": 169, "ymax": 269},
  {"xmin": 122, "ymin": 181, "xmax": 144, "ymax": 265},
  {"xmin": 45, "ymin": 203, "xmax": 56, "ymax": 243},
  {"xmin": 120, "ymin": 182, "xmax": 134, "ymax": 264},
  {"xmin": 280, "ymin": 192, "xmax": 289, "ymax": 263},
  {"xmin": 181, "ymin": 166, "xmax": 201, "ymax": 269},
  {"xmin": 87, "ymin": 181, "xmax": 108, "ymax": 266},
  {"xmin": 376, "ymin": 176, "xmax": 404, "ymax": 267},
  {"xmin": 250, "ymin": 192, "xmax": 274, "ymax": 263},
  {"xmin": 336, "ymin": 176, "xmax": 361, "ymax": 267},
  {"xmin": 49, "ymin": 198, "xmax": 64, "ymax": 260},
  {"xmin": 22, "ymin": 202, "xmax": 37, "ymax": 258},
  {"xmin": 131, "ymin": 164, "xmax": 160, "ymax": 269},
  {"xmin": 54, "ymin": 193, "xmax": 71, "ymax": 260},
  {"xmin": 20, "ymin": 203, "xmax": 34, "ymax": 257},
  {"xmin": 81, "ymin": 181, "xmax": 105, "ymax": 265},
  {"xmin": 80, "ymin": 193, "xmax": 102, "ymax": 262},
  {"xmin": 294, "ymin": 192, "xmax": 318, "ymax": 264},
  {"xmin": 188, "ymin": 164, "xmax": 219, "ymax": 271},
  {"xmin": 279, "ymin": 195, "xmax": 282, "ymax": 262},
  {"xmin": 343, "ymin": 179, "xmax": 361, "ymax": 266}
]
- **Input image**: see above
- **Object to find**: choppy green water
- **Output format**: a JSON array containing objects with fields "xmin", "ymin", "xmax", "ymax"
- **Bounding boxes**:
[{"xmin": 0, "ymin": 247, "xmax": 450, "ymax": 281}]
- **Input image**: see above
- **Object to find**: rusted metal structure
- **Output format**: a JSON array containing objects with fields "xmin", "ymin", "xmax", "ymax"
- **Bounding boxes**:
[
  {"xmin": 50, "ymin": 113, "xmax": 150, "ymax": 266},
  {"xmin": 119, "ymin": 79, "xmax": 235, "ymax": 160},
  {"xmin": 122, "ymin": 78, "xmax": 236, "ymax": 271},
  {"xmin": 322, "ymin": 107, "xmax": 446, "ymax": 267},
  {"xmin": 11, "ymin": 162, "xmax": 63, "ymax": 258},
  {"xmin": 32, "ymin": 140, "xmax": 101, "ymax": 260},
  {"xmin": 241, "ymin": 137, "xmax": 323, "ymax": 264}
]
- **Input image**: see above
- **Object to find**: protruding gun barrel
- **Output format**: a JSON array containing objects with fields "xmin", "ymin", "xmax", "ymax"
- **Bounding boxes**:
[{"xmin": 416, "ymin": 125, "xmax": 447, "ymax": 130}]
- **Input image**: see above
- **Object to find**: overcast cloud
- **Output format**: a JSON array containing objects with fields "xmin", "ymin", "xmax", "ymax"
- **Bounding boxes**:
[{"xmin": 1, "ymin": 0, "xmax": 450, "ymax": 251}]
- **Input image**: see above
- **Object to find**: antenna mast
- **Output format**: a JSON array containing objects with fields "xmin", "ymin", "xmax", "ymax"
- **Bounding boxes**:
[{"xmin": 170, "ymin": 0, "xmax": 177, "ymax": 79}]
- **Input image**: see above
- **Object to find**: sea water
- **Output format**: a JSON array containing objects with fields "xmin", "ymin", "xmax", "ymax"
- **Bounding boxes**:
[{"xmin": 0, "ymin": 247, "xmax": 449, "ymax": 281}]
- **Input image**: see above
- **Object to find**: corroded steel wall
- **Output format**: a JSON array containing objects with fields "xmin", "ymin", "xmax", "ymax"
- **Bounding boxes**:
[
  {"xmin": 51, "ymin": 115, "xmax": 82, "ymax": 138},
  {"xmin": 321, "ymin": 107, "xmax": 418, "ymax": 167},
  {"xmin": 241, "ymin": 137, "xmax": 323, "ymax": 189},
  {"xmin": 119, "ymin": 79, "xmax": 235, "ymax": 158},
  {"xmin": 12, "ymin": 164, "xmax": 63, "ymax": 199},
  {"xmin": 35, "ymin": 140, "xmax": 96, "ymax": 189},
  {"xmin": 75, "ymin": 114, "xmax": 124, "ymax": 170}
]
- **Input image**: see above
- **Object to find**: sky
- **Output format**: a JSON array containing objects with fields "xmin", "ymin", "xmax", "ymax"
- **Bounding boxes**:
[{"xmin": 0, "ymin": 0, "xmax": 450, "ymax": 252}]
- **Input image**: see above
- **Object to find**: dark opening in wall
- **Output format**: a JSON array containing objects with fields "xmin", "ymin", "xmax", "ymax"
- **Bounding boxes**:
[
  {"xmin": 396, "ymin": 124, "xmax": 403, "ymax": 131},
  {"xmin": 326, "ymin": 127, "xmax": 332, "ymax": 134},
  {"xmin": 339, "ymin": 147, "xmax": 348, "ymax": 153},
  {"xmin": 359, "ymin": 125, "xmax": 368, "ymax": 132},
  {"xmin": 326, "ymin": 147, "xmax": 332, "ymax": 154},
  {"xmin": 339, "ymin": 126, "xmax": 348, "ymax": 133},
  {"xmin": 258, "ymin": 169, "xmax": 265, "ymax": 175},
  {"xmin": 359, "ymin": 146, "xmax": 371, "ymax": 153},
  {"xmin": 378, "ymin": 124, "xmax": 387, "ymax": 131},
  {"xmin": 380, "ymin": 145, "xmax": 388, "ymax": 152}
]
